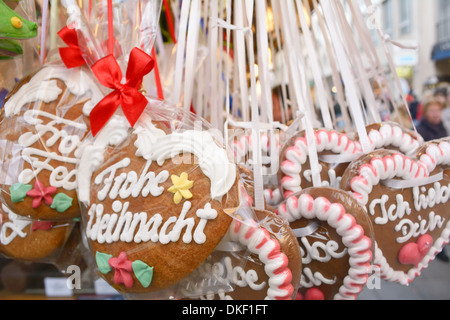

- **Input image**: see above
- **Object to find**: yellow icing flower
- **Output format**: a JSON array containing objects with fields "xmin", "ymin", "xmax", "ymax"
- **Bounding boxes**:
[{"xmin": 168, "ymin": 172, "xmax": 194, "ymax": 204}]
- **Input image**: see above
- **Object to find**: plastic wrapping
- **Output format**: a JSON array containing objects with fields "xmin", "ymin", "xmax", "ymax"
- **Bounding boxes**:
[
  {"xmin": 75, "ymin": 98, "xmax": 258, "ymax": 299},
  {"xmin": 277, "ymin": 187, "xmax": 375, "ymax": 300},
  {"xmin": 0, "ymin": 62, "xmax": 103, "ymax": 221},
  {"xmin": 0, "ymin": 202, "xmax": 77, "ymax": 264},
  {"xmin": 340, "ymin": 144, "xmax": 450, "ymax": 286},
  {"xmin": 190, "ymin": 208, "xmax": 301, "ymax": 300}
]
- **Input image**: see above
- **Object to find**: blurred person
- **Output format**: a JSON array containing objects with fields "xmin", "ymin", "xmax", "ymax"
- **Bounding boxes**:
[
  {"xmin": 416, "ymin": 95, "xmax": 449, "ymax": 263},
  {"xmin": 416, "ymin": 96, "xmax": 448, "ymax": 142}
]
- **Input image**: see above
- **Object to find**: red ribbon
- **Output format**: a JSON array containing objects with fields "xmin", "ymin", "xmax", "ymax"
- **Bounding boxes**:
[
  {"xmin": 90, "ymin": 47, "xmax": 154, "ymax": 136},
  {"xmin": 58, "ymin": 26, "xmax": 86, "ymax": 68}
]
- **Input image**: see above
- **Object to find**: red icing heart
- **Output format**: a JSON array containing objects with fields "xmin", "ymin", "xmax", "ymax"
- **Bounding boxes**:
[
  {"xmin": 296, "ymin": 288, "xmax": 325, "ymax": 300},
  {"xmin": 398, "ymin": 234, "xmax": 433, "ymax": 267}
]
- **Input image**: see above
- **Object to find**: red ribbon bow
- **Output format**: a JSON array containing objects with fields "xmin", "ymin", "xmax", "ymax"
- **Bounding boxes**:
[
  {"xmin": 90, "ymin": 48, "xmax": 154, "ymax": 136},
  {"xmin": 58, "ymin": 26, "xmax": 86, "ymax": 69}
]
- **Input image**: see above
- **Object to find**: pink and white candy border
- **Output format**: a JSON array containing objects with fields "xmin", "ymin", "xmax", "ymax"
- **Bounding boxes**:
[
  {"xmin": 280, "ymin": 129, "xmax": 362, "ymax": 198},
  {"xmin": 277, "ymin": 193, "xmax": 373, "ymax": 300},
  {"xmin": 349, "ymin": 145, "xmax": 450, "ymax": 285},
  {"xmin": 228, "ymin": 218, "xmax": 295, "ymax": 300},
  {"xmin": 364, "ymin": 123, "xmax": 423, "ymax": 157},
  {"xmin": 280, "ymin": 124, "xmax": 423, "ymax": 201}
]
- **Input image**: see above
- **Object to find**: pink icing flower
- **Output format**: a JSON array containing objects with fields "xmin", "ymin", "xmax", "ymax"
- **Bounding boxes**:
[
  {"xmin": 109, "ymin": 252, "xmax": 134, "ymax": 288},
  {"xmin": 26, "ymin": 180, "xmax": 57, "ymax": 208}
]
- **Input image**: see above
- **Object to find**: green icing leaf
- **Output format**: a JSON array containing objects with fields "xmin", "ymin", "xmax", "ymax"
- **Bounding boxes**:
[
  {"xmin": 96, "ymin": 251, "xmax": 113, "ymax": 274},
  {"xmin": 9, "ymin": 183, "xmax": 32, "ymax": 203},
  {"xmin": 132, "ymin": 260, "xmax": 154, "ymax": 288},
  {"xmin": 50, "ymin": 193, "xmax": 73, "ymax": 213}
]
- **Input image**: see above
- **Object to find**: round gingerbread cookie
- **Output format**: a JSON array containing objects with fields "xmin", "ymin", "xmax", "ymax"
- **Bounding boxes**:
[
  {"xmin": 279, "ymin": 129, "xmax": 362, "ymax": 199},
  {"xmin": 0, "ymin": 203, "xmax": 75, "ymax": 261},
  {"xmin": 340, "ymin": 147, "xmax": 450, "ymax": 285},
  {"xmin": 197, "ymin": 209, "xmax": 301, "ymax": 300},
  {"xmin": 0, "ymin": 64, "xmax": 102, "ymax": 221},
  {"xmin": 77, "ymin": 108, "xmax": 241, "ymax": 295},
  {"xmin": 277, "ymin": 187, "xmax": 373, "ymax": 300}
]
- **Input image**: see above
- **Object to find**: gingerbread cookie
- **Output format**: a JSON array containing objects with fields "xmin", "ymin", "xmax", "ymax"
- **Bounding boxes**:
[
  {"xmin": 196, "ymin": 209, "xmax": 301, "ymax": 300},
  {"xmin": 77, "ymin": 109, "xmax": 241, "ymax": 295},
  {"xmin": 0, "ymin": 64, "xmax": 102, "ymax": 220},
  {"xmin": 279, "ymin": 129, "xmax": 362, "ymax": 199},
  {"xmin": 0, "ymin": 203, "xmax": 75, "ymax": 261},
  {"xmin": 277, "ymin": 187, "xmax": 373, "ymax": 300},
  {"xmin": 340, "ymin": 147, "xmax": 450, "ymax": 285}
]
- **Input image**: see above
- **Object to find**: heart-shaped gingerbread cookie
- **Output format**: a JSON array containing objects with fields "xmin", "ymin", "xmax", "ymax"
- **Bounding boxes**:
[
  {"xmin": 77, "ymin": 108, "xmax": 241, "ymax": 295},
  {"xmin": 0, "ymin": 64, "xmax": 102, "ymax": 220},
  {"xmin": 277, "ymin": 187, "xmax": 373, "ymax": 300},
  {"xmin": 340, "ymin": 146, "xmax": 450, "ymax": 285},
  {"xmin": 279, "ymin": 129, "xmax": 362, "ymax": 199}
]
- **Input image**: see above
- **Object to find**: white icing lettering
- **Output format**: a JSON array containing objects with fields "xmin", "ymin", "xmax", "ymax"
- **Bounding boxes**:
[
  {"xmin": 395, "ymin": 211, "xmax": 445, "ymax": 243},
  {"xmin": 206, "ymin": 256, "xmax": 266, "ymax": 292},
  {"xmin": 300, "ymin": 236, "xmax": 347, "ymax": 264},
  {"xmin": 303, "ymin": 168, "xmax": 341, "ymax": 189},
  {"xmin": 18, "ymin": 110, "xmax": 87, "ymax": 190},
  {"xmin": 94, "ymin": 158, "xmax": 169, "ymax": 201},
  {"xmin": 413, "ymin": 182, "xmax": 450, "ymax": 211},
  {"xmin": 368, "ymin": 194, "xmax": 411, "ymax": 225},
  {"xmin": 301, "ymin": 267, "xmax": 337, "ymax": 288},
  {"xmin": 368, "ymin": 186, "xmax": 447, "ymax": 243},
  {"xmin": 86, "ymin": 201, "xmax": 217, "ymax": 245},
  {"xmin": 0, "ymin": 205, "xmax": 31, "ymax": 245}
]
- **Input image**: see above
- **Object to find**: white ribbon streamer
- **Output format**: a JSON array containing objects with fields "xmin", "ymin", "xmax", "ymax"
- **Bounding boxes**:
[
  {"xmin": 321, "ymin": 1, "xmax": 371, "ymax": 154},
  {"xmin": 319, "ymin": 153, "xmax": 365, "ymax": 165},
  {"xmin": 296, "ymin": 0, "xmax": 333, "ymax": 130},
  {"xmin": 183, "ymin": 0, "xmax": 201, "ymax": 111},
  {"xmin": 277, "ymin": 0, "xmax": 322, "ymax": 188},
  {"xmin": 292, "ymin": 221, "xmax": 320, "ymax": 238},
  {"xmin": 244, "ymin": 0, "xmax": 265, "ymax": 211},
  {"xmin": 383, "ymin": 171, "xmax": 444, "ymax": 190},
  {"xmin": 171, "ymin": 0, "xmax": 190, "ymax": 106}
]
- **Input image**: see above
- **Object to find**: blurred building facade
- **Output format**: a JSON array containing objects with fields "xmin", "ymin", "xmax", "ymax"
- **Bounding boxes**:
[{"xmin": 371, "ymin": 0, "xmax": 450, "ymax": 98}]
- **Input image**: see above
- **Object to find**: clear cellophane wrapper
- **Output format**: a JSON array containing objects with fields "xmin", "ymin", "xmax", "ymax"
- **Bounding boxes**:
[
  {"xmin": 189, "ymin": 205, "xmax": 301, "ymax": 301},
  {"xmin": 76, "ymin": 98, "xmax": 261, "ymax": 299},
  {"xmin": 0, "ymin": 61, "xmax": 103, "ymax": 222}
]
